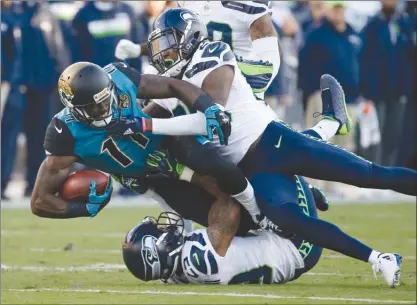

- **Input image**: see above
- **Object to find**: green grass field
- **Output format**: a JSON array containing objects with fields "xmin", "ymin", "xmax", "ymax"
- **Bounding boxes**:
[{"xmin": 1, "ymin": 203, "xmax": 416, "ymax": 304}]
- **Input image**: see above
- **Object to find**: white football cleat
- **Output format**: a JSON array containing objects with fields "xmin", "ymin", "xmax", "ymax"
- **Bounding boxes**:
[{"xmin": 372, "ymin": 253, "xmax": 402, "ymax": 288}]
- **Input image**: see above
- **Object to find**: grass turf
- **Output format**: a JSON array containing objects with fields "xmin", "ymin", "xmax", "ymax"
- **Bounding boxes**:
[{"xmin": 1, "ymin": 203, "xmax": 415, "ymax": 304}]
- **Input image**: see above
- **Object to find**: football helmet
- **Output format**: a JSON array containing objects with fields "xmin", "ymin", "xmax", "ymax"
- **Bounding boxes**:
[
  {"xmin": 123, "ymin": 212, "xmax": 185, "ymax": 282},
  {"xmin": 58, "ymin": 62, "xmax": 120, "ymax": 128},
  {"xmin": 148, "ymin": 8, "xmax": 207, "ymax": 77}
]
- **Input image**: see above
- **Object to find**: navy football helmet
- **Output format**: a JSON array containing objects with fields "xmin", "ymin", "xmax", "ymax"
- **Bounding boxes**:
[
  {"xmin": 123, "ymin": 212, "xmax": 185, "ymax": 282},
  {"xmin": 148, "ymin": 8, "xmax": 208, "ymax": 77},
  {"xmin": 58, "ymin": 62, "xmax": 120, "ymax": 128}
]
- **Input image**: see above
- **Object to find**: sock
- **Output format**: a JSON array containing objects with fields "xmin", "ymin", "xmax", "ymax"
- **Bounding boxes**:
[
  {"xmin": 265, "ymin": 202, "xmax": 373, "ymax": 262},
  {"xmin": 310, "ymin": 119, "xmax": 340, "ymax": 141},
  {"xmin": 368, "ymin": 250, "xmax": 381, "ymax": 265},
  {"xmin": 231, "ymin": 179, "xmax": 261, "ymax": 221}
]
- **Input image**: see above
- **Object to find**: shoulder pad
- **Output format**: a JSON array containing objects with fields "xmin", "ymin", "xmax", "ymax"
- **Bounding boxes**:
[{"xmin": 200, "ymin": 41, "xmax": 235, "ymax": 62}]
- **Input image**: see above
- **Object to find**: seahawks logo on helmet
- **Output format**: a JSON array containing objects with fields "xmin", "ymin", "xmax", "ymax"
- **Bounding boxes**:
[
  {"xmin": 58, "ymin": 79, "xmax": 74, "ymax": 107},
  {"xmin": 180, "ymin": 11, "xmax": 199, "ymax": 22},
  {"xmin": 141, "ymin": 235, "xmax": 161, "ymax": 279}
]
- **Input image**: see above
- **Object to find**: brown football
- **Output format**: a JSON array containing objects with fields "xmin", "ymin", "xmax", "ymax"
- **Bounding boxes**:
[{"xmin": 60, "ymin": 169, "xmax": 109, "ymax": 202}]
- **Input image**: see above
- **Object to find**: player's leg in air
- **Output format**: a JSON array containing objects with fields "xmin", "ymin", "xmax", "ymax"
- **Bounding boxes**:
[
  {"xmin": 240, "ymin": 75, "xmax": 417, "ymax": 196},
  {"xmin": 250, "ymin": 172, "xmax": 402, "ymax": 287}
]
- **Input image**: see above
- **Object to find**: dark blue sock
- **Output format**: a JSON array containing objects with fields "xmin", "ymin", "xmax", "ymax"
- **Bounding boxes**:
[{"xmin": 267, "ymin": 202, "xmax": 372, "ymax": 262}]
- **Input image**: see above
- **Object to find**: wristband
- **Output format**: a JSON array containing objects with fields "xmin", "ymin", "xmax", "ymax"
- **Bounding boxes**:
[
  {"xmin": 66, "ymin": 202, "xmax": 91, "ymax": 218},
  {"xmin": 192, "ymin": 94, "xmax": 214, "ymax": 112},
  {"xmin": 142, "ymin": 117, "xmax": 147, "ymax": 133},
  {"xmin": 179, "ymin": 166, "xmax": 194, "ymax": 183}
]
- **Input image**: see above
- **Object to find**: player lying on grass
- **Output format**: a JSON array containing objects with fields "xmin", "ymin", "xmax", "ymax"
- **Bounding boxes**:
[
  {"xmin": 116, "ymin": 0, "xmax": 280, "ymax": 99},
  {"xmin": 122, "ymin": 173, "xmax": 402, "ymax": 287}
]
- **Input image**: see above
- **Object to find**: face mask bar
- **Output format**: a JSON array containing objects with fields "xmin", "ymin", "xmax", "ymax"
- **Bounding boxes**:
[
  {"xmin": 72, "ymin": 85, "xmax": 119, "ymax": 128},
  {"xmin": 148, "ymin": 29, "xmax": 184, "ymax": 75}
]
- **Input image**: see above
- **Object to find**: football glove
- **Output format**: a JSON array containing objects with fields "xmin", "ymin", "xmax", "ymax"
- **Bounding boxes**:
[
  {"xmin": 115, "ymin": 39, "xmax": 141, "ymax": 60},
  {"xmin": 111, "ymin": 174, "xmax": 149, "ymax": 195},
  {"xmin": 86, "ymin": 178, "xmax": 113, "ymax": 217},
  {"xmin": 145, "ymin": 150, "xmax": 186, "ymax": 180},
  {"xmin": 204, "ymin": 104, "xmax": 231, "ymax": 145}
]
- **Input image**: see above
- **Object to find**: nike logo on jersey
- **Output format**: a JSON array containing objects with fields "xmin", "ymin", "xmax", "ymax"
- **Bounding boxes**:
[
  {"xmin": 275, "ymin": 135, "xmax": 282, "ymax": 148},
  {"xmin": 209, "ymin": 45, "xmax": 219, "ymax": 53},
  {"xmin": 54, "ymin": 125, "xmax": 62, "ymax": 133},
  {"xmin": 120, "ymin": 62, "xmax": 128, "ymax": 68}
]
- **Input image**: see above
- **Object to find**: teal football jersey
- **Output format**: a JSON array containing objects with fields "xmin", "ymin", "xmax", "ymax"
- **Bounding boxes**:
[{"xmin": 45, "ymin": 63, "xmax": 163, "ymax": 176}]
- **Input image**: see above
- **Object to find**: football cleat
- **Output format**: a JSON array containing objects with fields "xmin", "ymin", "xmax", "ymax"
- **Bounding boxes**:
[
  {"xmin": 320, "ymin": 74, "xmax": 352, "ymax": 135},
  {"xmin": 372, "ymin": 253, "xmax": 402, "ymax": 288}
]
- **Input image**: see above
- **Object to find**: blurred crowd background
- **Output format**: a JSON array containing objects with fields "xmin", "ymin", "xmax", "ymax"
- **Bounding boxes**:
[{"xmin": 1, "ymin": 0, "xmax": 416, "ymax": 200}]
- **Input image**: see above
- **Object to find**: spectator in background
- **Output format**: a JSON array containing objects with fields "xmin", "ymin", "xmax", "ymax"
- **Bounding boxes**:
[
  {"xmin": 1, "ymin": 0, "xmax": 15, "ymax": 112},
  {"xmin": 298, "ymin": 1, "xmax": 361, "ymax": 154},
  {"xmin": 1, "ymin": 1, "xmax": 69, "ymax": 199},
  {"xmin": 292, "ymin": 1, "xmax": 326, "ymax": 39},
  {"xmin": 135, "ymin": 1, "xmax": 174, "ymax": 73},
  {"xmin": 360, "ymin": 0, "xmax": 415, "ymax": 166},
  {"xmin": 71, "ymin": 1, "xmax": 140, "ymax": 69},
  {"xmin": 49, "ymin": 1, "xmax": 83, "ymax": 61}
]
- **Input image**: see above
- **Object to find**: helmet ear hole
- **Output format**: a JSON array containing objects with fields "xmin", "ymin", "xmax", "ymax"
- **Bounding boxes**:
[{"xmin": 193, "ymin": 31, "xmax": 200, "ymax": 39}]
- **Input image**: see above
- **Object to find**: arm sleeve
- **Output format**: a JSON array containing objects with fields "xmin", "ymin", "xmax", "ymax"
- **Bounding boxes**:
[
  {"xmin": 152, "ymin": 112, "xmax": 207, "ymax": 136},
  {"xmin": 44, "ymin": 117, "xmax": 75, "ymax": 156}
]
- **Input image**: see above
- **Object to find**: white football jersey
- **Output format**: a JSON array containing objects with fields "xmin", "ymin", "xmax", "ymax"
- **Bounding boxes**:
[
  {"xmin": 154, "ymin": 40, "xmax": 276, "ymax": 164},
  {"xmin": 178, "ymin": 1, "xmax": 272, "ymax": 58},
  {"xmin": 175, "ymin": 229, "xmax": 304, "ymax": 284}
]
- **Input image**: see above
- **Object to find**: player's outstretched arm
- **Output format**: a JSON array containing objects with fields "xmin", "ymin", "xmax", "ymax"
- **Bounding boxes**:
[{"xmin": 147, "ymin": 64, "xmax": 234, "ymax": 138}]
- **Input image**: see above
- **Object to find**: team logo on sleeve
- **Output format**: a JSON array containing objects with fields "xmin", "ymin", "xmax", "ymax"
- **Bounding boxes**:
[
  {"xmin": 58, "ymin": 79, "xmax": 74, "ymax": 106},
  {"xmin": 120, "ymin": 93, "xmax": 131, "ymax": 108}
]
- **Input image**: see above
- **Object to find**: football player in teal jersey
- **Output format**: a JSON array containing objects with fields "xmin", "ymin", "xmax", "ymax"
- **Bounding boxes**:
[{"xmin": 31, "ymin": 61, "xmax": 232, "ymax": 219}]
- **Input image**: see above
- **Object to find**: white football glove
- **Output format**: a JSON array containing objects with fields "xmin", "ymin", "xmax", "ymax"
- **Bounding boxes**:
[{"xmin": 115, "ymin": 39, "xmax": 141, "ymax": 60}]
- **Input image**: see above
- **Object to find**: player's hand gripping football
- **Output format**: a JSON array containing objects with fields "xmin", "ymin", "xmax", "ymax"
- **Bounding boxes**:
[
  {"xmin": 204, "ymin": 104, "xmax": 232, "ymax": 145},
  {"xmin": 106, "ymin": 115, "xmax": 143, "ymax": 137},
  {"xmin": 144, "ymin": 150, "xmax": 186, "ymax": 180},
  {"xmin": 86, "ymin": 177, "xmax": 113, "ymax": 217}
]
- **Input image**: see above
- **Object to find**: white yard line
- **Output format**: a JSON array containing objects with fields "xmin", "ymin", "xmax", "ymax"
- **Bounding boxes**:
[
  {"xmin": 4, "ymin": 288, "xmax": 415, "ymax": 304},
  {"xmin": 0, "ymin": 264, "xmax": 405, "ymax": 278}
]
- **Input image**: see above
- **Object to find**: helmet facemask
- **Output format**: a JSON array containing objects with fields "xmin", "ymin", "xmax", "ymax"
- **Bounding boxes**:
[
  {"xmin": 155, "ymin": 212, "xmax": 185, "ymax": 281},
  {"xmin": 148, "ymin": 27, "xmax": 190, "ymax": 78},
  {"xmin": 64, "ymin": 82, "xmax": 119, "ymax": 128}
]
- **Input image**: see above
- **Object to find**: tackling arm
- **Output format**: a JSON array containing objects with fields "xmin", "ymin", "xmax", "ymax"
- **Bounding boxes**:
[{"xmin": 147, "ymin": 65, "xmax": 234, "ymax": 136}]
